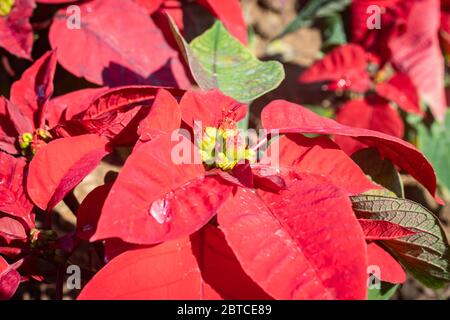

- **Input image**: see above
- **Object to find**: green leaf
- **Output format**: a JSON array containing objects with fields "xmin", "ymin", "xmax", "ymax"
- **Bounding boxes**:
[
  {"xmin": 351, "ymin": 195, "xmax": 450, "ymax": 288},
  {"xmin": 351, "ymin": 148, "xmax": 404, "ymax": 198},
  {"xmin": 417, "ymin": 111, "xmax": 450, "ymax": 191},
  {"xmin": 278, "ymin": 0, "xmax": 351, "ymax": 38},
  {"xmin": 306, "ymin": 105, "xmax": 335, "ymax": 118},
  {"xmin": 320, "ymin": 14, "xmax": 347, "ymax": 50},
  {"xmin": 367, "ymin": 278, "xmax": 399, "ymax": 300},
  {"xmin": 169, "ymin": 18, "xmax": 285, "ymax": 102}
]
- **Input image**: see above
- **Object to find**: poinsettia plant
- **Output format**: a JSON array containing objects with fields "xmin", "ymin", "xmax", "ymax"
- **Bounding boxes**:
[
  {"xmin": 0, "ymin": 0, "xmax": 449, "ymax": 301},
  {"xmin": 281, "ymin": 0, "xmax": 449, "ymax": 194}
]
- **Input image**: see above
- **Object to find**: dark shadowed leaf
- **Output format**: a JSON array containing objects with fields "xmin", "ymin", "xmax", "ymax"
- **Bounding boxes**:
[{"xmin": 352, "ymin": 148, "xmax": 404, "ymax": 198}]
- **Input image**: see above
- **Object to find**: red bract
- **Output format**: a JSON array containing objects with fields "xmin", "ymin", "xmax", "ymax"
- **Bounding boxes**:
[
  {"xmin": 77, "ymin": 90, "xmax": 441, "ymax": 300},
  {"xmin": 0, "ymin": 0, "xmax": 35, "ymax": 59},
  {"xmin": 260, "ymin": 100, "xmax": 438, "ymax": 201},
  {"xmin": 0, "ymin": 51, "xmax": 57, "ymax": 155},
  {"xmin": 43, "ymin": 0, "xmax": 247, "ymax": 88},
  {"xmin": 138, "ymin": 0, "xmax": 247, "ymax": 44},
  {"xmin": 351, "ymin": 0, "xmax": 447, "ymax": 121},
  {"xmin": 49, "ymin": 0, "xmax": 189, "ymax": 87},
  {"xmin": 367, "ymin": 242, "xmax": 406, "ymax": 284},
  {"xmin": 0, "ymin": 256, "xmax": 21, "ymax": 300},
  {"xmin": 298, "ymin": 44, "xmax": 422, "ymax": 147},
  {"xmin": 27, "ymin": 85, "xmax": 185, "ymax": 211},
  {"xmin": 78, "ymin": 224, "xmax": 270, "ymax": 300},
  {"xmin": 298, "ymin": 44, "xmax": 372, "ymax": 93},
  {"xmin": 89, "ymin": 90, "xmax": 246, "ymax": 244},
  {"xmin": 27, "ymin": 134, "xmax": 110, "ymax": 211},
  {"xmin": 1, "ymin": 0, "xmax": 448, "ymax": 301},
  {"xmin": 335, "ymin": 98, "xmax": 404, "ymax": 155},
  {"xmin": 217, "ymin": 173, "xmax": 368, "ymax": 300},
  {"xmin": 0, "ymin": 152, "xmax": 33, "ymax": 238}
]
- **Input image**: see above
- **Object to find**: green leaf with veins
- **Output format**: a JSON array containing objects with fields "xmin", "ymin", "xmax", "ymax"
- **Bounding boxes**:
[
  {"xmin": 351, "ymin": 195, "xmax": 450, "ymax": 289},
  {"xmin": 169, "ymin": 18, "xmax": 285, "ymax": 103}
]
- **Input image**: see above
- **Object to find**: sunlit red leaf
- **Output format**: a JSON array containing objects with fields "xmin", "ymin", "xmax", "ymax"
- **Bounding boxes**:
[
  {"xmin": 91, "ymin": 134, "xmax": 233, "ymax": 244},
  {"xmin": 138, "ymin": 88, "xmax": 181, "ymax": 142},
  {"xmin": 35, "ymin": 0, "xmax": 78, "ymax": 3},
  {"xmin": 262, "ymin": 133, "xmax": 378, "ymax": 195},
  {"xmin": 180, "ymin": 89, "xmax": 247, "ymax": 128},
  {"xmin": 367, "ymin": 242, "xmax": 406, "ymax": 284},
  {"xmin": 298, "ymin": 44, "xmax": 371, "ymax": 92},
  {"xmin": 335, "ymin": 98, "xmax": 404, "ymax": 155},
  {"xmin": 261, "ymin": 100, "xmax": 437, "ymax": 200},
  {"xmin": 77, "ymin": 237, "xmax": 217, "ymax": 299},
  {"xmin": 133, "ymin": 0, "xmax": 164, "ymax": 14},
  {"xmin": 0, "ymin": 0, "xmax": 35, "ymax": 59},
  {"xmin": 0, "ymin": 215, "xmax": 27, "ymax": 243},
  {"xmin": 218, "ymin": 172, "xmax": 368, "ymax": 300},
  {"xmin": 27, "ymin": 134, "xmax": 110, "ymax": 210},
  {"xmin": 375, "ymin": 73, "xmax": 423, "ymax": 115},
  {"xmin": 49, "ymin": 0, "xmax": 190, "ymax": 87},
  {"xmin": 79, "ymin": 224, "xmax": 270, "ymax": 299},
  {"xmin": 197, "ymin": 0, "xmax": 248, "ymax": 44}
]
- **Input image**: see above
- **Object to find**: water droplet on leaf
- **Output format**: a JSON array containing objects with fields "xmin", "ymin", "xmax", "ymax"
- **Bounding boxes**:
[{"xmin": 149, "ymin": 197, "xmax": 171, "ymax": 224}]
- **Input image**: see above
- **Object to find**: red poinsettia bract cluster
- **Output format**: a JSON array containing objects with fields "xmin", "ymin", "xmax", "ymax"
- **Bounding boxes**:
[{"xmin": 0, "ymin": 46, "xmax": 441, "ymax": 299}]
